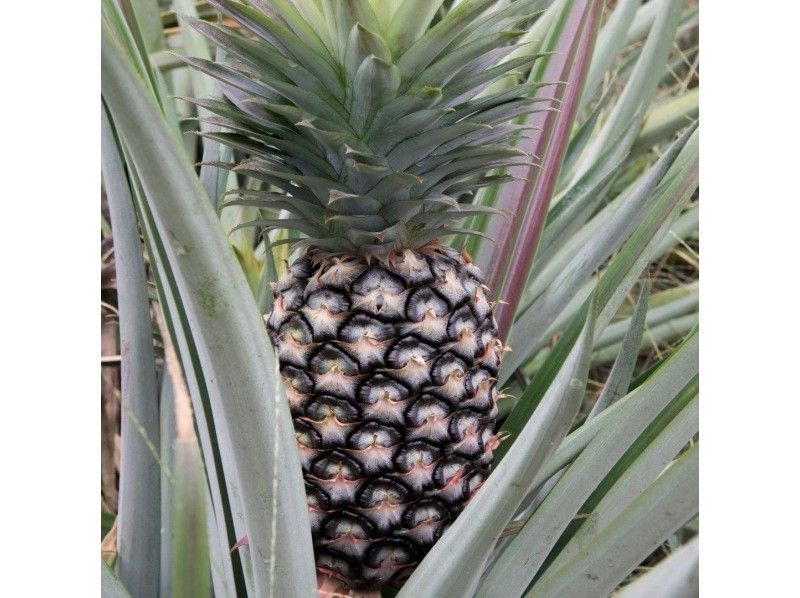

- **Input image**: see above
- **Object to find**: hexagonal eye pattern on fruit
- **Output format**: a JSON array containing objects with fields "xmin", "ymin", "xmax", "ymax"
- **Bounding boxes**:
[
  {"xmin": 346, "ymin": 422, "xmax": 402, "ymax": 474},
  {"xmin": 355, "ymin": 476, "xmax": 409, "ymax": 532},
  {"xmin": 358, "ymin": 374, "xmax": 412, "ymax": 425},
  {"xmin": 362, "ymin": 538, "xmax": 419, "ymax": 587},
  {"xmin": 351, "ymin": 267, "xmax": 408, "ymax": 320}
]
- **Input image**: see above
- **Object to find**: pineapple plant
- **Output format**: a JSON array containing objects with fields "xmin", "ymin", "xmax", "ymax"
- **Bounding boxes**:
[
  {"xmin": 102, "ymin": 0, "xmax": 701, "ymax": 596},
  {"xmin": 182, "ymin": 0, "xmax": 545, "ymax": 589}
]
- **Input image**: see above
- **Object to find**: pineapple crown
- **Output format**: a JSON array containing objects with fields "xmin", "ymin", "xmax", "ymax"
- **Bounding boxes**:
[{"xmin": 184, "ymin": 0, "xmax": 547, "ymax": 257}]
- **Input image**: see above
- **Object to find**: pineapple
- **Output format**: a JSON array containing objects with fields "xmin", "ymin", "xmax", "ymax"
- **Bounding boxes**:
[{"xmin": 186, "ymin": 0, "xmax": 543, "ymax": 590}]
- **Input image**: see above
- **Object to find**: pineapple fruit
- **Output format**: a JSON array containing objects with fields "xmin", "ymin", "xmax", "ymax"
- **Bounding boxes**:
[{"xmin": 187, "ymin": 0, "xmax": 543, "ymax": 590}]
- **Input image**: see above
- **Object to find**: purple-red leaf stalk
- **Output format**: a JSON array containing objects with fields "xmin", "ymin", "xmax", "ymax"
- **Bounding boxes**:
[{"xmin": 477, "ymin": 0, "xmax": 603, "ymax": 342}]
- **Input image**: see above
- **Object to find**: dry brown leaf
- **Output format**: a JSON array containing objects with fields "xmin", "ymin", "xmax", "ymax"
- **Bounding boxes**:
[{"xmin": 101, "ymin": 518, "xmax": 118, "ymax": 566}]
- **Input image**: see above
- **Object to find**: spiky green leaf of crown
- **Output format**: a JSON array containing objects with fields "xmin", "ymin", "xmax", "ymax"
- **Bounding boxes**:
[{"xmin": 186, "ymin": 0, "xmax": 547, "ymax": 257}]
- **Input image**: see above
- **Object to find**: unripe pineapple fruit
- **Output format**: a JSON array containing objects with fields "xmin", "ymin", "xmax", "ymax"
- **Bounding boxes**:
[{"xmin": 187, "ymin": 0, "xmax": 543, "ymax": 590}]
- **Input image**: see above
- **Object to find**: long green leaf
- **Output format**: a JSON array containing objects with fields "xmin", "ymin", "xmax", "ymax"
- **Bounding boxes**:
[
  {"xmin": 173, "ymin": 436, "xmax": 211, "ymax": 598},
  {"xmin": 547, "ymin": 389, "xmax": 698, "ymax": 572},
  {"xmin": 101, "ymin": 104, "xmax": 161, "ymax": 598},
  {"xmin": 633, "ymin": 87, "xmax": 699, "ymax": 152},
  {"xmin": 493, "ymin": 346, "xmax": 641, "ymax": 562},
  {"xmin": 101, "ymin": 24, "xmax": 316, "ymax": 597},
  {"xmin": 102, "ymin": 560, "xmax": 132, "ymax": 598},
  {"xmin": 626, "ymin": 0, "xmax": 666, "ymax": 44},
  {"xmin": 588, "ymin": 285, "xmax": 649, "ymax": 417},
  {"xmin": 535, "ymin": 114, "xmax": 640, "ymax": 268},
  {"xmin": 157, "ymin": 324, "xmax": 215, "ymax": 598},
  {"xmin": 653, "ymin": 202, "xmax": 697, "ymax": 256},
  {"xmin": 526, "ymin": 389, "xmax": 630, "ymax": 495},
  {"xmin": 615, "ymin": 536, "xmax": 699, "ymax": 598},
  {"xmin": 101, "ymin": 0, "xmax": 155, "ymax": 92},
  {"xmin": 478, "ymin": 331, "xmax": 697, "ymax": 596},
  {"xmin": 600, "ymin": 284, "xmax": 696, "ymax": 348},
  {"xmin": 204, "ymin": 482, "xmax": 235, "ymax": 598},
  {"xmin": 506, "ymin": 124, "xmax": 693, "ymax": 366},
  {"xmin": 509, "ymin": 369, "xmax": 658, "ymax": 524},
  {"xmin": 528, "ymin": 442, "xmax": 699, "ymax": 597},
  {"xmin": 173, "ymin": 0, "xmax": 229, "ymax": 207},
  {"xmin": 570, "ymin": 0, "xmax": 685, "ymax": 181},
  {"xmin": 592, "ymin": 314, "xmax": 698, "ymax": 366},
  {"xmin": 500, "ymin": 123, "xmax": 698, "ymax": 385},
  {"xmin": 199, "ymin": 49, "xmax": 234, "ymax": 209},
  {"xmin": 578, "ymin": 0, "xmax": 642, "ymax": 113},
  {"xmin": 128, "ymin": 0, "xmax": 165, "ymax": 53},
  {"xmin": 131, "ymin": 166, "xmax": 248, "ymax": 596},
  {"xmin": 512, "ymin": 309, "xmax": 689, "ymax": 491}
]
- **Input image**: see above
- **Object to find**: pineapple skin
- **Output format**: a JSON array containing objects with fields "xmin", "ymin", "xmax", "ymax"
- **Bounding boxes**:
[{"xmin": 266, "ymin": 243, "xmax": 503, "ymax": 590}]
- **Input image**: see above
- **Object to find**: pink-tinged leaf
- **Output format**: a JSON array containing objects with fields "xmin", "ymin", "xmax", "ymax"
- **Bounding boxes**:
[
  {"xmin": 230, "ymin": 534, "xmax": 249, "ymax": 552},
  {"xmin": 476, "ymin": 0, "xmax": 603, "ymax": 342}
]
